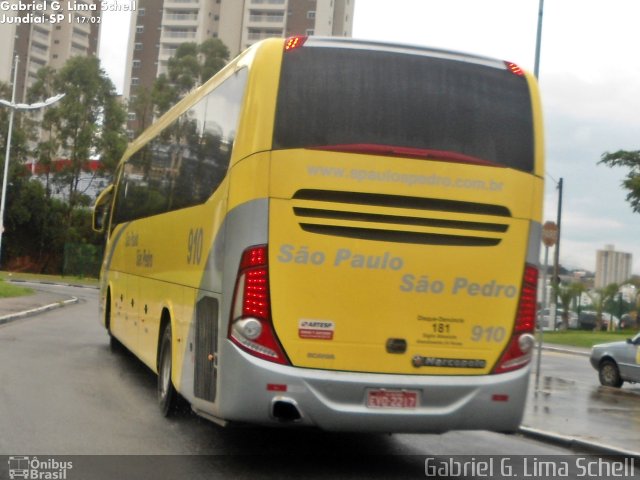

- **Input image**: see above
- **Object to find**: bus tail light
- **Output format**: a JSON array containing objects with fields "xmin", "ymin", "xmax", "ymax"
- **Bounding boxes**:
[
  {"xmin": 493, "ymin": 264, "xmax": 538, "ymax": 374},
  {"xmin": 229, "ymin": 245, "xmax": 289, "ymax": 365}
]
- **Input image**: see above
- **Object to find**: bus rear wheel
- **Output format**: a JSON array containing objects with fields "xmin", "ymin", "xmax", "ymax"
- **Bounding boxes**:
[{"xmin": 158, "ymin": 323, "xmax": 178, "ymax": 416}]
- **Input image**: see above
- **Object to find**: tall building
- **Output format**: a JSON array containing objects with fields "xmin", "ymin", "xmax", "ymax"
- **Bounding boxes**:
[
  {"xmin": 122, "ymin": 0, "xmax": 355, "ymax": 105},
  {"xmin": 0, "ymin": 0, "xmax": 101, "ymax": 102},
  {"xmin": 595, "ymin": 245, "xmax": 632, "ymax": 288}
]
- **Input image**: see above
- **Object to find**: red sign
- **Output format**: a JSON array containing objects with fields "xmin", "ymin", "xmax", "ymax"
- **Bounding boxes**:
[{"xmin": 542, "ymin": 221, "xmax": 558, "ymax": 247}]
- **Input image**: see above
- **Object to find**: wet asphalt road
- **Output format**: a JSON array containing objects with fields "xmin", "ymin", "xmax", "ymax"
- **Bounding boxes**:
[
  {"xmin": 525, "ymin": 347, "xmax": 640, "ymax": 453},
  {"xmin": 0, "ymin": 284, "xmax": 637, "ymax": 479}
]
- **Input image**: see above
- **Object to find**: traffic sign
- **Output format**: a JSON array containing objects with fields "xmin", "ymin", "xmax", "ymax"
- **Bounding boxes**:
[{"xmin": 542, "ymin": 221, "xmax": 558, "ymax": 247}]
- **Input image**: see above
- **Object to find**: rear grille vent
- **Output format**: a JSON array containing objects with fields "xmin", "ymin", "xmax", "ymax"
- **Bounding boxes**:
[
  {"xmin": 294, "ymin": 207, "xmax": 508, "ymax": 233},
  {"xmin": 293, "ymin": 189, "xmax": 512, "ymax": 217},
  {"xmin": 291, "ymin": 189, "xmax": 511, "ymax": 247}
]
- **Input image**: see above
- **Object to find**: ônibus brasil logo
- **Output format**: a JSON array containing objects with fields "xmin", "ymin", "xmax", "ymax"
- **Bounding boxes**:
[{"xmin": 8, "ymin": 456, "xmax": 73, "ymax": 480}]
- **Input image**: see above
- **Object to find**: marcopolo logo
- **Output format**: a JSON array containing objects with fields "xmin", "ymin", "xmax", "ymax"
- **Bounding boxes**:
[{"xmin": 8, "ymin": 456, "xmax": 73, "ymax": 480}]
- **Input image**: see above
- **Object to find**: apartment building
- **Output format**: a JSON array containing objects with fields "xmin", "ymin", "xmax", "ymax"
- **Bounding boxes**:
[
  {"xmin": 122, "ymin": 0, "xmax": 355, "ymax": 104},
  {"xmin": 0, "ymin": 0, "xmax": 101, "ymax": 102},
  {"xmin": 595, "ymin": 245, "xmax": 633, "ymax": 289}
]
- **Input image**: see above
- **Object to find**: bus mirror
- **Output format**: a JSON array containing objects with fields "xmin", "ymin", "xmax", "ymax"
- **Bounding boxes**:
[{"xmin": 93, "ymin": 184, "xmax": 114, "ymax": 233}]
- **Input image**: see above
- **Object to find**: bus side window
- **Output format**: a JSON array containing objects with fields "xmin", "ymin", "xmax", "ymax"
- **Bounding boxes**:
[
  {"xmin": 169, "ymin": 68, "xmax": 248, "ymax": 211},
  {"xmin": 93, "ymin": 184, "xmax": 114, "ymax": 233},
  {"xmin": 111, "ymin": 68, "xmax": 249, "ymax": 226}
]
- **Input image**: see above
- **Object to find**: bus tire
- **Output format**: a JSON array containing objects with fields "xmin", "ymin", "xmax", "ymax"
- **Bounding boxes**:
[
  {"xmin": 158, "ymin": 323, "xmax": 178, "ymax": 416},
  {"xmin": 105, "ymin": 291, "xmax": 122, "ymax": 352}
]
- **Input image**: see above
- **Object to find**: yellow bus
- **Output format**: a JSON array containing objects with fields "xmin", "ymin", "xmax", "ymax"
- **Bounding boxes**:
[{"xmin": 93, "ymin": 36, "xmax": 544, "ymax": 432}]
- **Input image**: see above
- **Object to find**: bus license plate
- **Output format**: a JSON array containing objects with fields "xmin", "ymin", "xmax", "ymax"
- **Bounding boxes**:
[{"xmin": 366, "ymin": 389, "xmax": 419, "ymax": 409}]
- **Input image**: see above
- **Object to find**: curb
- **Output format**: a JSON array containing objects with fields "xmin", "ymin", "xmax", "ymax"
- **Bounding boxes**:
[
  {"xmin": 8, "ymin": 279, "xmax": 99, "ymax": 290},
  {"xmin": 519, "ymin": 426, "xmax": 640, "ymax": 460},
  {"xmin": 0, "ymin": 296, "xmax": 79, "ymax": 326},
  {"xmin": 539, "ymin": 344, "xmax": 591, "ymax": 357}
]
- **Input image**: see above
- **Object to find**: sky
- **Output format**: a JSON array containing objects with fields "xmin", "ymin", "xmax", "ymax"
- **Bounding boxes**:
[{"xmin": 98, "ymin": 0, "xmax": 640, "ymax": 274}]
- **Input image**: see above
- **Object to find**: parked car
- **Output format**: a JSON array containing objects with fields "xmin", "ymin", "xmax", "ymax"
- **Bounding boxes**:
[
  {"xmin": 620, "ymin": 313, "xmax": 637, "ymax": 330},
  {"xmin": 578, "ymin": 311, "xmax": 620, "ymax": 331},
  {"xmin": 537, "ymin": 308, "xmax": 578, "ymax": 330},
  {"xmin": 590, "ymin": 332, "xmax": 640, "ymax": 387}
]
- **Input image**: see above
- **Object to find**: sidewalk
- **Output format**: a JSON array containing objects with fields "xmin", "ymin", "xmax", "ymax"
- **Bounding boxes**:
[
  {"xmin": 0, "ymin": 288, "xmax": 78, "ymax": 325},
  {"xmin": 0, "ymin": 286, "xmax": 638, "ymax": 458}
]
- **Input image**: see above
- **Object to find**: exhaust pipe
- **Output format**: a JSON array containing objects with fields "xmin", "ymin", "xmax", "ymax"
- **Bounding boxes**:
[{"xmin": 271, "ymin": 397, "xmax": 302, "ymax": 422}]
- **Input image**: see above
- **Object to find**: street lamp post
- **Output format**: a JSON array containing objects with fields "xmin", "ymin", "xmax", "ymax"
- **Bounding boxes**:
[
  {"xmin": 0, "ymin": 55, "xmax": 65, "ymax": 267},
  {"xmin": 0, "ymin": 55, "xmax": 19, "ymax": 269},
  {"xmin": 532, "ymin": 0, "xmax": 566, "ymax": 333}
]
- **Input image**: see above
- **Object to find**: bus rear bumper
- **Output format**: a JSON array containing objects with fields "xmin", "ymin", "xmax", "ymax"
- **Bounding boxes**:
[{"xmin": 214, "ymin": 344, "xmax": 531, "ymax": 433}]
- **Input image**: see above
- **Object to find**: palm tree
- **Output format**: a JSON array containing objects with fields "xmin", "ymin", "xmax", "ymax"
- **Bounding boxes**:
[
  {"xmin": 553, "ymin": 282, "xmax": 585, "ymax": 330},
  {"xmin": 587, "ymin": 284, "xmax": 619, "ymax": 331}
]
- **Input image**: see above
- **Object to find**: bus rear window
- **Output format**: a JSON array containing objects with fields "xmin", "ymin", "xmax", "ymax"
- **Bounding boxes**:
[{"xmin": 273, "ymin": 47, "xmax": 534, "ymax": 172}]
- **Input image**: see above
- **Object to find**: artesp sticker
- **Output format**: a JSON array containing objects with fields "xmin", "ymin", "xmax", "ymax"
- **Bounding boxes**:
[{"xmin": 299, "ymin": 320, "xmax": 335, "ymax": 340}]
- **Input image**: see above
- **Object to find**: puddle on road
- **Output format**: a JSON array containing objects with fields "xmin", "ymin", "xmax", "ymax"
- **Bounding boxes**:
[
  {"xmin": 543, "ymin": 376, "xmax": 575, "ymax": 389},
  {"xmin": 588, "ymin": 387, "xmax": 640, "ymax": 419},
  {"xmin": 524, "ymin": 375, "xmax": 640, "ymax": 451},
  {"xmin": 528, "ymin": 376, "xmax": 576, "ymax": 415},
  {"xmin": 528, "ymin": 376, "xmax": 640, "ymax": 423},
  {"xmin": 532, "ymin": 375, "xmax": 576, "ymax": 396}
]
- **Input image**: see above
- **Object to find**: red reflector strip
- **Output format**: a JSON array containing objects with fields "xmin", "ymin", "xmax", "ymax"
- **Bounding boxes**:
[
  {"xmin": 492, "ymin": 394, "xmax": 509, "ymax": 402},
  {"xmin": 267, "ymin": 384, "xmax": 287, "ymax": 392}
]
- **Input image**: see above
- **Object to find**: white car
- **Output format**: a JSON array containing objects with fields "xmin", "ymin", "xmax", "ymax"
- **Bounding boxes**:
[
  {"xmin": 590, "ymin": 332, "xmax": 640, "ymax": 387},
  {"xmin": 537, "ymin": 308, "xmax": 578, "ymax": 330}
]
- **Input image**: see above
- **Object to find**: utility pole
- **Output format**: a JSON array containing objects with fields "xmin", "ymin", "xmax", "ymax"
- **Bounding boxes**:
[
  {"xmin": 532, "ymin": 0, "xmax": 565, "ymax": 326},
  {"xmin": 0, "ymin": 55, "xmax": 19, "ymax": 268},
  {"xmin": 552, "ymin": 178, "xmax": 564, "ymax": 324},
  {"xmin": 534, "ymin": 0, "xmax": 544, "ymax": 79}
]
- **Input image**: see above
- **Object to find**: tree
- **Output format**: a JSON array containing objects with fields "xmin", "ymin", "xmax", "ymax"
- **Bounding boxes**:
[
  {"xmin": 553, "ymin": 282, "xmax": 585, "ymax": 330},
  {"xmin": 26, "ymin": 66, "xmax": 61, "ymax": 196},
  {"xmin": 599, "ymin": 150, "xmax": 640, "ymax": 213},
  {"xmin": 146, "ymin": 74, "xmax": 174, "ymax": 119},
  {"xmin": 152, "ymin": 38, "xmax": 230, "ymax": 116},
  {"xmin": 2, "ymin": 59, "xmax": 127, "ymax": 273},
  {"xmin": 128, "ymin": 87, "xmax": 154, "ymax": 138},
  {"xmin": 167, "ymin": 42, "xmax": 201, "ymax": 97},
  {"xmin": 32, "ymin": 57, "xmax": 127, "ymax": 206},
  {"xmin": 126, "ymin": 38, "xmax": 231, "ymax": 147},
  {"xmin": 0, "ymin": 57, "xmax": 126, "ymax": 273},
  {"xmin": 1, "ymin": 80, "xmax": 32, "ymax": 256},
  {"xmin": 3, "ymin": 177, "xmax": 64, "ymax": 271},
  {"xmin": 198, "ymin": 38, "xmax": 230, "ymax": 82},
  {"xmin": 0, "ymin": 82, "xmax": 30, "ymax": 168},
  {"xmin": 587, "ymin": 284, "xmax": 619, "ymax": 331},
  {"xmin": 168, "ymin": 38, "xmax": 230, "ymax": 96},
  {"xmin": 98, "ymin": 85, "xmax": 128, "ymax": 177}
]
